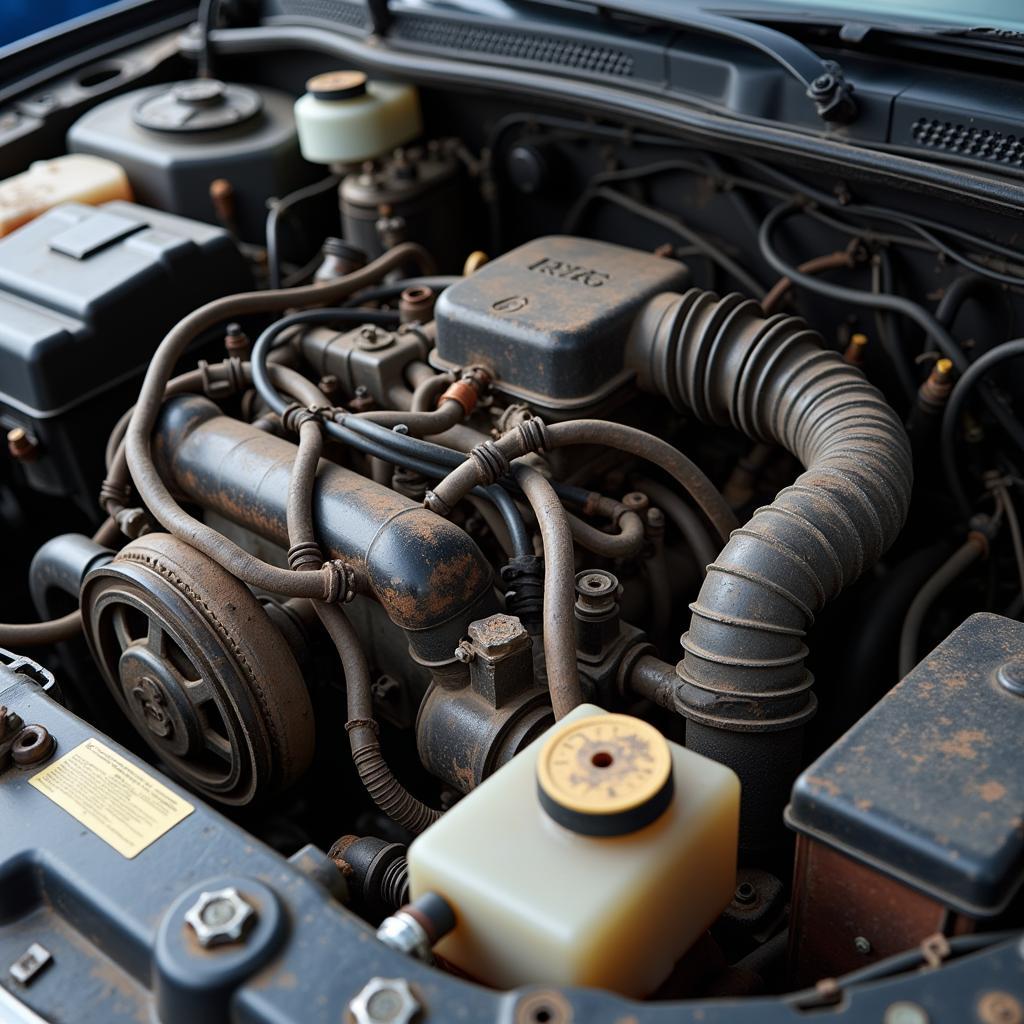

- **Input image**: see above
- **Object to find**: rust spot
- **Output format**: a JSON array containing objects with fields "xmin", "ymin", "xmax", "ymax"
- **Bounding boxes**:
[
  {"xmin": 976, "ymin": 780, "xmax": 1007, "ymax": 803},
  {"xmin": 937, "ymin": 729, "xmax": 988, "ymax": 760}
]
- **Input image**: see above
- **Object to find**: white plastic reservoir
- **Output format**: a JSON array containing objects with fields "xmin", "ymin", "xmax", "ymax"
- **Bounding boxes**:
[
  {"xmin": 408, "ymin": 704, "xmax": 740, "ymax": 996},
  {"xmin": 293, "ymin": 71, "xmax": 421, "ymax": 165}
]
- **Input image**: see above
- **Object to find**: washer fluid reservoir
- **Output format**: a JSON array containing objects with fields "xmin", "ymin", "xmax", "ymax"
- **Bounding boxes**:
[{"xmin": 407, "ymin": 704, "xmax": 740, "ymax": 996}]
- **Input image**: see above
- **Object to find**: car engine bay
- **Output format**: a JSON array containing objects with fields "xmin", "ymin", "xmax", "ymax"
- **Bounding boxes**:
[{"xmin": 1, "ymin": 1, "xmax": 1023, "ymax": 1020}]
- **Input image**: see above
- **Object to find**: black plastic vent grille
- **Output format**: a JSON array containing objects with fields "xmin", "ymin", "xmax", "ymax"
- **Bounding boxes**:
[
  {"xmin": 275, "ymin": 0, "xmax": 368, "ymax": 30},
  {"xmin": 911, "ymin": 117, "xmax": 1024, "ymax": 167},
  {"xmin": 391, "ymin": 16, "xmax": 635, "ymax": 77}
]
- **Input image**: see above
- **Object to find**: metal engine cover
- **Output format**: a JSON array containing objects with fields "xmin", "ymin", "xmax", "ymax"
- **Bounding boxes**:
[{"xmin": 431, "ymin": 235, "xmax": 688, "ymax": 412}]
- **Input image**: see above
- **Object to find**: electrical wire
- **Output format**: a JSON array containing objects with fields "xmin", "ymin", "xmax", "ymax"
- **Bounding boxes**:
[
  {"xmin": 265, "ymin": 174, "xmax": 342, "ymax": 290},
  {"xmin": 249, "ymin": 309, "xmax": 537, "ymax": 548},
  {"xmin": 941, "ymin": 338, "xmax": 1024, "ymax": 514},
  {"xmin": 565, "ymin": 186, "xmax": 765, "ymax": 296},
  {"xmin": 760, "ymin": 202, "xmax": 1024, "ymax": 473}
]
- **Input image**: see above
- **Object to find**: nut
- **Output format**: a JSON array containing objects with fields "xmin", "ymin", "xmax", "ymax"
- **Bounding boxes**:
[
  {"xmin": 978, "ymin": 991, "xmax": 1024, "ymax": 1024},
  {"xmin": 184, "ymin": 887, "xmax": 256, "ymax": 948},
  {"xmin": 349, "ymin": 977, "xmax": 420, "ymax": 1024},
  {"xmin": 11, "ymin": 725, "xmax": 55, "ymax": 766}
]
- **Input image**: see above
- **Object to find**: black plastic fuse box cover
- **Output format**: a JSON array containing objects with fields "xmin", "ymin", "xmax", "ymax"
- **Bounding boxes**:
[
  {"xmin": 0, "ymin": 200, "xmax": 249, "ymax": 417},
  {"xmin": 431, "ymin": 235, "xmax": 688, "ymax": 411},
  {"xmin": 786, "ymin": 612, "xmax": 1024, "ymax": 917},
  {"xmin": 0, "ymin": 200, "xmax": 250, "ymax": 512}
]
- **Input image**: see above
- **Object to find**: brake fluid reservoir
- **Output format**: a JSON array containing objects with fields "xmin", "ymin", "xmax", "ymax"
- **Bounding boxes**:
[
  {"xmin": 293, "ymin": 72, "xmax": 421, "ymax": 165},
  {"xmin": 407, "ymin": 704, "xmax": 740, "ymax": 996}
]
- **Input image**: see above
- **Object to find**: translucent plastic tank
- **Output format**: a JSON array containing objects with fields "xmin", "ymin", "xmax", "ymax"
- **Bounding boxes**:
[
  {"xmin": 0, "ymin": 155, "xmax": 131, "ymax": 237},
  {"xmin": 408, "ymin": 704, "xmax": 740, "ymax": 996},
  {"xmin": 293, "ymin": 71, "xmax": 421, "ymax": 165}
]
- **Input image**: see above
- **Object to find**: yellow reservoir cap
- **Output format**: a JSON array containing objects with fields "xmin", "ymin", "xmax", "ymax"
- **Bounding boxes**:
[{"xmin": 536, "ymin": 713, "xmax": 673, "ymax": 836}]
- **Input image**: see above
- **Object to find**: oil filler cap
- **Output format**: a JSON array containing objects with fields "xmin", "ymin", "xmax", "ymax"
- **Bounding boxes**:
[{"xmin": 536, "ymin": 713, "xmax": 673, "ymax": 836}]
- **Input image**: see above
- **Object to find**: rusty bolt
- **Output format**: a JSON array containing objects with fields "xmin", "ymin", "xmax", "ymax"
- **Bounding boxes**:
[
  {"xmin": 349, "ymin": 977, "xmax": 421, "ymax": 1024},
  {"xmin": 224, "ymin": 323, "xmax": 250, "ymax": 358},
  {"xmin": 184, "ymin": 887, "xmax": 256, "ymax": 948},
  {"xmin": 978, "ymin": 991, "xmax": 1024, "ymax": 1024},
  {"xmin": 7, "ymin": 427, "xmax": 38, "ymax": 462},
  {"xmin": 843, "ymin": 332, "xmax": 869, "ymax": 366},
  {"xmin": 622, "ymin": 491, "xmax": 650, "ymax": 513},
  {"xmin": 0, "ymin": 706, "xmax": 23, "ymax": 740},
  {"xmin": 467, "ymin": 613, "xmax": 529, "ymax": 658}
]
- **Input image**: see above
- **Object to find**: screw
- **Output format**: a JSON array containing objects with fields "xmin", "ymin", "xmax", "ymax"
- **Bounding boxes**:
[
  {"xmin": 978, "ymin": 991, "xmax": 1024, "ymax": 1024},
  {"xmin": 349, "ymin": 977, "xmax": 421, "ymax": 1024},
  {"xmin": 224, "ymin": 322, "xmax": 249, "ymax": 358},
  {"xmin": 453, "ymin": 641, "xmax": 475, "ymax": 664},
  {"xmin": 997, "ymin": 661, "xmax": 1024, "ymax": 697},
  {"xmin": 7, "ymin": 427, "xmax": 38, "ymax": 462},
  {"xmin": 853, "ymin": 935, "xmax": 872, "ymax": 955},
  {"xmin": 884, "ymin": 1002, "xmax": 929, "ymax": 1024},
  {"xmin": 184, "ymin": 887, "xmax": 256, "ymax": 948}
]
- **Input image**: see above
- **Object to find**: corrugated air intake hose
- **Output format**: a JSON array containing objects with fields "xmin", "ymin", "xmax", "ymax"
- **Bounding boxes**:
[{"xmin": 628, "ymin": 289, "xmax": 913, "ymax": 852}]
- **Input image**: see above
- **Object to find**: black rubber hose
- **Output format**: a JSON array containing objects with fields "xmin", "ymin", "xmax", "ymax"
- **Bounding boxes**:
[
  {"xmin": 266, "ymin": 174, "xmax": 342, "ymax": 290},
  {"xmin": 0, "ymin": 517, "xmax": 120, "ymax": 648},
  {"xmin": 628, "ymin": 285, "xmax": 913, "ymax": 852},
  {"xmin": 940, "ymin": 338, "xmax": 1024, "ymax": 516},
  {"xmin": 897, "ymin": 535, "xmax": 987, "ymax": 678},
  {"xmin": 251, "ymin": 313, "xmax": 534, "ymax": 548},
  {"xmin": 343, "ymin": 276, "xmax": 461, "ymax": 308},
  {"xmin": 426, "ymin": 419, "xmax": 737, "ymax": 545},
  {"xmin": 760, "ymin": 202, "xmax": 1024, "ymax": 460}
]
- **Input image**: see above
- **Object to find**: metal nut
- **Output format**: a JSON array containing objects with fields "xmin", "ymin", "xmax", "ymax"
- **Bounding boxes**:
[
  {"xmin": 978, "ymin": 991, "xmax": 1024, "ymax": 1024},
  {"xmin": 11, "ymin": 725, "xmax": 55, "ymax": 766},
  {"xmin": 349, "ymin": 977, "xmax": 420, "ymax": 1024},
  {"xmin": 184, "ymin": 887, "xmax": 256, "ymax": 948}
]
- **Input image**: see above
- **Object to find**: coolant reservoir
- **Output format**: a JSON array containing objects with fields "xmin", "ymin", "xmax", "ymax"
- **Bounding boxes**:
[
  {"xmin": 293, "ymin": 71, "xmax": 421, "ymax": 165},
  {"xmin": 0, "ymin": 155, "xmax": 131, "ymax": 237},
  {"xmin": 407, "ymin": 704, "xmax": 740, "ymax": 996}
]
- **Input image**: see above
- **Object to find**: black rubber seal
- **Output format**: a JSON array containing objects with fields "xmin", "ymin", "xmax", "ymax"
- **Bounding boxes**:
[{"xmin": 536, "ymin": 772, "xmax": 674, "ymax": 837}]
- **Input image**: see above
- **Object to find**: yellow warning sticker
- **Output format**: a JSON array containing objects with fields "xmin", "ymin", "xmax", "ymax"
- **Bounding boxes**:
[{"xmin": 28, "ymin": 738, "xmax": 193, "ymax": 859}]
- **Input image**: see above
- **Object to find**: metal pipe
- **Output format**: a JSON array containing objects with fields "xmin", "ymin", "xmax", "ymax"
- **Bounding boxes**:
[{"xmin": 154, "ymin": 395, "xmax": 498, "ymax": 666}]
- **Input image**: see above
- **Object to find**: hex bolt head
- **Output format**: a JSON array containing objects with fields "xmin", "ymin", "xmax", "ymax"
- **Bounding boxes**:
[
  {"xmin": 350, "ymin": 977, "xmax": 421, "ymax": 1024},
  {"xmin": 467, "ymin": 613, "xmax": 529, "ymax": 657},
  {"xmin": 184, "ymin": 887, "xmax": 256, "ymax": 948}
]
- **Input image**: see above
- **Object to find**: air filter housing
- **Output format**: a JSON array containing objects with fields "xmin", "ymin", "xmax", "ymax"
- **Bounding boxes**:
[{"xmin": 431, "ymin": 236, "xmax": 688, "ymax": 412}]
